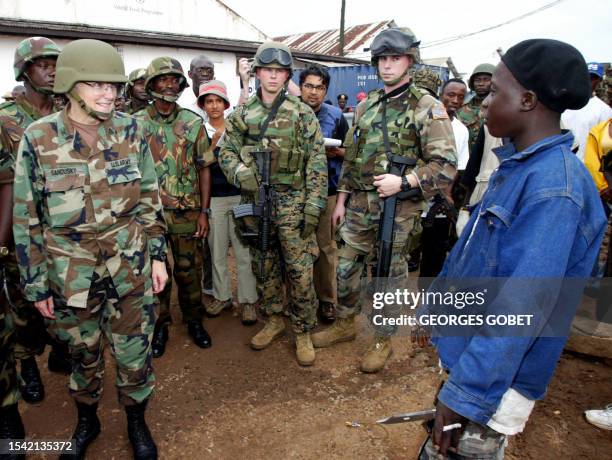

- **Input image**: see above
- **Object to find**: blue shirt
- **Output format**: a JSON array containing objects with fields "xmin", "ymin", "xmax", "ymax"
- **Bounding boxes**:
[
  {"xmin": 315, "ymin": 102, "xmax": 349, "ymax": 195},
  {"xmin": 432, "ymin": 131, "xmax": 607, "ymax": 425}
]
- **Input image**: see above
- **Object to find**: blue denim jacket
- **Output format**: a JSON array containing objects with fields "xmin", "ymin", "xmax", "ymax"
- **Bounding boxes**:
[{"xmin": 432, "ymin": 132, "xmax": 607, "ymax": 425}]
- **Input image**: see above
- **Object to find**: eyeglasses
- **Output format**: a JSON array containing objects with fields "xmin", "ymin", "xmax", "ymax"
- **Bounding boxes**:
[
  {"xmin": 82, "ymin": 82, "xmax": 122, "ymax": 95},
  {"xmin": 258, "ymin": 48, "xmax": 292, "ymax": 67},
  {"xmin": 302, "ymin": 83, "xmax": 327, "ymax": 93}
]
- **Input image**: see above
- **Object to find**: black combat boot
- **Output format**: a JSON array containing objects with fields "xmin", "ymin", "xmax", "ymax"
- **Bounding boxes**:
[
  {"xmin": 126, "ymin": 400, "xmax": 157, "ymax": 460},
  {"xmin": 186, "ymin": 320, "xmax": 212, "ymax": 349},
  {"xmin": 48, "ymin": 342, "xmax": 72, "ymax": 374},
  {"xmin": 19, "ymin": 357, "xmax": 44, "ymax": 403},
  {"xmin": 151, "ymin": 325, "xmax": 168, "ymax": 358},
  {"xmin": 0, "ymin": 403, "xmax": 26, "ymax": 459},
  {"xmin": 59, "ymin": 402, "xmax": 100, "ymax": 460}
]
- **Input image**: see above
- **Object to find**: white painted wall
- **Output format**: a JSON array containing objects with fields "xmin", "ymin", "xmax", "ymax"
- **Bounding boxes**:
[
  {"xmin": 0, "ymin": 0, "xmax": 268, "ymax": 42},
  {"xmin": 0, "ymin": 35, "xmax": 247, "ymax": 110}
]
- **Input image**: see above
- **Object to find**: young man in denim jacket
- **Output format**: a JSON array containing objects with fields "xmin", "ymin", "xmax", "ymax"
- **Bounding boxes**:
[{"xmin": 421, "ymin": 39, "xmax": 608, "ymax": 459}]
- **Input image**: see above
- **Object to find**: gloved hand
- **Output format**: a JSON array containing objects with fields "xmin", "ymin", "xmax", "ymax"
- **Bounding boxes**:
[
  {"xmin": 236, "ymin": 165, "xmax": 258, "ymax": 193},
  {"xmin": 300, "ymin": 213, "xmax": 318, "ymax": 238}
]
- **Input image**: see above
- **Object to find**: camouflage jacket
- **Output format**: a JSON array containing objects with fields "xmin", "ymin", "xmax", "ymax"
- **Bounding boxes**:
[
  {"xmin": 12, "ymin": 109, "xmax": 167, "ymax": 308},
  {"xmin": 219, "ymin": 91, "xmax": 327, "ymax": 216},
  {"xmin": 338, "ymin": 85, "xmax": 457, "ymax": 200},
  {"xmin": 135, "ymin": 104, "xmax": 212, "ymax": 210},
  {"xmin": 457, "ymin": 95, "xmax": 485, "ymax": 150},
  {"xmin": 0, "ymin": 97, "xmax": 56, "ymax": 185}
]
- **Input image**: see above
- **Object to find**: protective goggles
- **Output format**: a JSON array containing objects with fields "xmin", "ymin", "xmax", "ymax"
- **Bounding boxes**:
[{"xmin": 258, "ymin": 48, "xmax": 292, "ymax": 67}]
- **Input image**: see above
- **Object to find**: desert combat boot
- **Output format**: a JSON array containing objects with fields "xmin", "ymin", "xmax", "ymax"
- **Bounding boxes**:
[
  {"xmin": 360, "ymin": 336, "xmax": 392, "ymax": 373},
  {"xmin": 295, "ymin": 332, "xmax": 315, "ymax": 366},
  {"xmin": 311, "ymin": 316, "xmax": 356, "ymax": 348},
  {"xmin": 250, "ymin": 314, "xmax": 286, "ymax": 350}
]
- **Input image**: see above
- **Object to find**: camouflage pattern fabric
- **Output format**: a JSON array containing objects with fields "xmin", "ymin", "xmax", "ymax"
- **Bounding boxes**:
[
  {"xmin": 335, "ymin": 190, "xmax": 421, "ymax": 335},
  {"xmin": 134, "ymin": 104, "xmax": 212, "ymax": 210},
  {"xmin": 157, "ymin": 210, "xmax": 204, "ymax": 326},
  {"xmin": 126, "ymin": 99, "xmax": 148, "ymax": 115},
  {"xmin": 47, "ymin": 261, "xmax": 158, "ymax": 406},
  {"xmin": 457, "ymin": 96, "xmax": 485, "ymax": 151},
  {"xmin": 336, "ymin": 84, "xmax": 456, "ymax": 330},
  {"xmin": 420, "ymin": 421, "xmax": 506, "ymax": 459},
  {"xmin": 12, "ymin": 108, "xmax": 167, "ymax": 309},
  {"xmin": 0, "ymin": 97, "xmax": 59, "ymax": 360},
  {"xmin": 337, "ymin": 85, "xmax": 457, "ymax": 199},
  {"xmin": 219, "ymin": 91, "xmax": 327, "ymax": 332},
  {"xmin": 249, "ymin": 189, "xmax": 320, "ymax": 332},
  {"xmin": 0, "ymin": 258, "xmax": 20, "ymax": 408},
  {"xmin": 411, "ymin": 68, "xmax": 442, "ymax": 97}
]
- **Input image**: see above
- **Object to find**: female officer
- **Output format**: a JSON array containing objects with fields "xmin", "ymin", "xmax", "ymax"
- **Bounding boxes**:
[{"xmin": 12, "ymin": 39, "xmax": 167, "ymax": 460}]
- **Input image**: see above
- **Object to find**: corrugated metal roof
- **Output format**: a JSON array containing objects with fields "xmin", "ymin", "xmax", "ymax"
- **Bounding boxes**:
[{"xmin": 275, "ymin": 20, "xmax": 396, "ymax": 56}]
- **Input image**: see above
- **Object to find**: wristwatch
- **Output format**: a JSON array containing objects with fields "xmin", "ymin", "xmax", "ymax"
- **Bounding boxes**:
[
  {"xmin": 400, "ymin": 175, "xmax": 411, "ymax": 192},
  {"xmin": 200, "ymin": 207, "xmax": 211, "ymax": 216},
  {"xmin": 0, "ymin": 246, "xmax": 8, "ymax": 257}
]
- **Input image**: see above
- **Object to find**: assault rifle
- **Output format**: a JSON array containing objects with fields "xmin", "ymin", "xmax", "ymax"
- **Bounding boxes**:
[
  {"xmin": 376, "ymin": 154, "xmax": 421, "ymax": 281},
  {"xmin": 232, "ymin": 149, "xmax": 274, "ymax": 281}
]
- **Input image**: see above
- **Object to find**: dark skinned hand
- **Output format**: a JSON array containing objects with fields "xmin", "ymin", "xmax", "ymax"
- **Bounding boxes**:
[{"xmin": 432, "ymin": 400, "xmax": 469, "ymax": 458}]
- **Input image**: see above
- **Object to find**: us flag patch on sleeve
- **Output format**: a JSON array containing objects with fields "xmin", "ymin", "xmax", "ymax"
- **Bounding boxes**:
[{"xmin": 431, "ymin": 105, "xmax": 450, "ymax": 119}]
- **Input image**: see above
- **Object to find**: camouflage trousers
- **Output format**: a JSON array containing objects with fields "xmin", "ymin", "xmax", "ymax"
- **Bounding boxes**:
[
  {"xmin": 0, "ymin": 262, "xmax": 19, "ymax": 408},
  {"xmin": 419, "ymin": 422, "xmax": 507, "ymax": 459},
  {"xmin": 336, "ymin": 190, "xmax": 422, "ymax": 334},
  {"xmin": 158, "ymin": 209, "xmax": 204, "ymax": 326},
  {"xmin": 47, "ymin": 263, "xmax": 157, "ymax": 406},
  {"xmin": 3, "ymin": 246, "xmax": 48, "ymax": 360},
  {"xmin": 244, "ymin": 189, "xmax": 319, "ymax": 333}
]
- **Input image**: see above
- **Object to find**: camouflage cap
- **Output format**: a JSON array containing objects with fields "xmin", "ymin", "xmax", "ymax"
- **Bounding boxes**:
[
  {"xmin": 128, "ymin": 68, "xmax": 147, "ymax": 85},
  {"xmin": 370, "ymin": 28, "xmax": 421, "ymax": 65},
  {"xmin": 468, "ymin": 63, "xmax": 495, "ymax": 90},
  {"xmin": 144, "ymin": 57, "xmax": 189, "ymax": 95},
  {"xmin": 14, "ymin": 36, "xmax": 61, "ymax": 81},
  {"xmin": 412, "ymin": 67, "xmax": 442, "ymax": 97}
]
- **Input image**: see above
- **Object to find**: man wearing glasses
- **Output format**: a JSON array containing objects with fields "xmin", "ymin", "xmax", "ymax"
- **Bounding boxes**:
[
  {"xmin": 135, "ymin": 57, "xmax": 214, "ymax": 357},
  {"xmin": 219, "ymin": 42, "xmax": 327, "ymax": 366},
  {"xmin": 0, "ymin": 36, "xmax": 72, "ymax": 408},
  {"xmin": 299, "ymin": 66, "xmax": 349, "ymax": 324}
]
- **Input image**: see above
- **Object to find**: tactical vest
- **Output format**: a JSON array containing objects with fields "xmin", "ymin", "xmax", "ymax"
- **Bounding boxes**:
[
  {"xmin": 344, "ymin": 85, "xmax": 426, "ymax": 190},
  {"xmin": 235, "ymin": 95, "xmax": 309, "ymax": 189}
]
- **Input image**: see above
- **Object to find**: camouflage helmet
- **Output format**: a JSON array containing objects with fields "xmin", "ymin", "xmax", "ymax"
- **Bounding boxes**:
[
  {"xmin": 252, "ymin": 41, "xmax": 293, "ymax": 73},
  {"xmin": 468, "ymin": 63, "xmax": 495, "ymax": 90},
  {"xmin": 128, "ymin": 68, "xmax": 147, "ymax": 86},
  {"xmin": 370, "ymin": 28, "xmax": 421, "ymax": 65},
  {"xmin": 54, "ymin": 39, "xmax": 127, "ymax": 94},
  {"xmin": 411, "ymin": 67, "xmax": 442, "ymax": 97},
  {"xmin": 14, "ymin": 36, "xmax": 61, "ymax": 81},
  {"xmin": 144, "ymin": 57, "xmax": 189, "ymax": 98}
]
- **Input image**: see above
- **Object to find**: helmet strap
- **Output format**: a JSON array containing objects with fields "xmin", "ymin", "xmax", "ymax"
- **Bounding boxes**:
[
  {"xmin": 23, "ymin": 73, "xmax": 54, "ymax": 96},
  {"xmin": 149, "ymin": 89, "xmax": 181, "ymax": 103},
  {"xmin": 68, "ymin": 89, "xmax": 113, "ymax": 122}
]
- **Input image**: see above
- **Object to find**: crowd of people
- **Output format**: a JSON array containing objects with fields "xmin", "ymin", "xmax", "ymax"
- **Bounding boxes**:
[{"xmin": 0, "ymin": 26, "xmax": 611, "ymax": 460}]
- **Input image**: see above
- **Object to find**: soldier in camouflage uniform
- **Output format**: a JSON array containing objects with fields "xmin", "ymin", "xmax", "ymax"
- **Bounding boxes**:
[
  {"xmin": 126, "ymin": 68, "xmax": 149, "ymax": 114},
  {"xmin": 219, "ymin": 42, "xmax": 327, "ymax": 366},
  {"xmin": 0, "ymin": 36, "xmax": 72, "ymax": 405},
  {"xmin": 0, "ymin": 134, "xmax": 26, "ymax": 454},
  {"xmin": 12, "ymin": 39, "xmax": 167, "ymax": 460},
  {"xmin": 135, "ymin": 57, "xmax": 213, "ymax": 357},
  {"xmin": 457, "ymin": 63, "xmax": 495, "ymax": 151},
  {"xmin": 311, "ymin": 28, "xmax": 457, "ymax": 373}
]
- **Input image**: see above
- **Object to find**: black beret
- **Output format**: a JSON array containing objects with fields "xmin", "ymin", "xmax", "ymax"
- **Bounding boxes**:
[{"xmin": 501, "ymin": 39, "xmax": 590, "ymax": 113}]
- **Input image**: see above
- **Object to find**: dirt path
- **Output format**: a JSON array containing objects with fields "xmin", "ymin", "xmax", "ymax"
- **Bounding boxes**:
[{"xmin": 20, "ymin": 307, "xmax": 612, "ymax": 459}]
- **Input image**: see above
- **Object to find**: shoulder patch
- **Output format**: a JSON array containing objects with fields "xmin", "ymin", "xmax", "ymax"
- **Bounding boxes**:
[{"xmin": 431, "ymin": 103, "xmax": 449, "ymax": 120}]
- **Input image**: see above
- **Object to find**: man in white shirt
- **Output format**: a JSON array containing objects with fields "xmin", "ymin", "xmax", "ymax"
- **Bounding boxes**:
[
  {"xmin": 562, "ymin": 62, "xmax": 612, "ymax": 161},
  {"xmin": 441, "ymin": 78, "xmax": 470, "ymax": 170}
]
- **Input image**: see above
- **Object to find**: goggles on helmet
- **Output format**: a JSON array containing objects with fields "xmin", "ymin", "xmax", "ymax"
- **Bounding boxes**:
[{"xmin": 258, "ymin": 48, "xmax": 292, "ymax": 67}]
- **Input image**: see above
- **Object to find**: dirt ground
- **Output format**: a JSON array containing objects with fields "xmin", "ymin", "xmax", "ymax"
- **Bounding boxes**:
[{"xmin": 19, "ymin": 305, "xmax": 612, "ymax": 460}]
